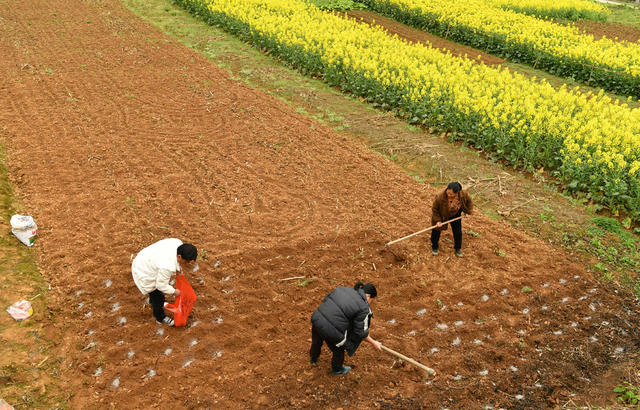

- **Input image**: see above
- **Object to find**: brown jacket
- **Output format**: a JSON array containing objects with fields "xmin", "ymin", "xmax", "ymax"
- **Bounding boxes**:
[{"xmin": 431, "ymin": 189, "xmax": 473, "ymax": 231}]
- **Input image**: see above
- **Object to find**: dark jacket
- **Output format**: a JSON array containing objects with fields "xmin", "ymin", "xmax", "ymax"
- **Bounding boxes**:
[
  {"xmin": 431, "ymin": 189, "xmax": 473, "ymax": 231},
  {"xmin": 311, "ymin": 287, "xmax": 372, "ymax": 356}
]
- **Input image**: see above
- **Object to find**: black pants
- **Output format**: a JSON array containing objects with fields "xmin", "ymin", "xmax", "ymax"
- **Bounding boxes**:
[
  {"xmin": 149, "ymin": 289, "xmax": 166, "ymax": 322},
  {"xmin": 431, "ymin": 212, "xmax": 462, "ymax": 250},
  {"xmin": 310, "ymin": 325, "xmax": 345, "ymax": 371}
]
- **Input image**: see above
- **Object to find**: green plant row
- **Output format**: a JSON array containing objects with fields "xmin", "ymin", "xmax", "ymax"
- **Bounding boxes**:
[
  {"xmin": 306, "ymin": 0, "xmax": 366, "ymax": 11},
  {"xmin": 172, "ymin": 0, "xmax": 640, "ymax": 221},
  {"xmin": 485, "ymin": 0, "xmax": 609, "ymax": 21},
  {"xmin": 355, "ymin": 0, "xmax": 640, "ymax": 99}
]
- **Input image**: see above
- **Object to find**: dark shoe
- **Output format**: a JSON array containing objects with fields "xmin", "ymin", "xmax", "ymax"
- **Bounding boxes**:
[
  {"xmin": 157, "ymin": 317, "xmax": 174, "ymax": 326},
  {"xmin": 432, "ymin": 247, "xmax": 439, "ymax": 256},
  {"xmin": 332, "ymin": 366, "xmax": 351, "ymax": 375},
  {"xmin": 455, "ymin": 249, "xmax": 463, "ymax": 258}
]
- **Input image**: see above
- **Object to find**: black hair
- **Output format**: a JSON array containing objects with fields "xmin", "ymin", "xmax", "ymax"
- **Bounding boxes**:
[
  {"xmin": 354, "ymin": 281, "xmax": 377, "ymax": 298},
  {"xmin": 447, "ymin": 181, "xmax": 462, "ymax": 193},
  {"xmin": 177, "ymin": 243, "xmax": 198, "ymax": 261}
]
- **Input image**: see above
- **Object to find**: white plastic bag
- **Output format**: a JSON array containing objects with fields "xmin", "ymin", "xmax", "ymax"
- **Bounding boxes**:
[
  {"xmin": 0, "ymin": 399, "xmax": 15, "ymax": 410},
  {"xmin": 0, "ymin": 398, "xmax": 15, "ymax": 410},
  {"xmin": 6, "ymin": 300, "xmax": 33, "ymax": 321},
  {"xmin": 10, "ymin": 214, "xmax": 37, "ymax": 246}
]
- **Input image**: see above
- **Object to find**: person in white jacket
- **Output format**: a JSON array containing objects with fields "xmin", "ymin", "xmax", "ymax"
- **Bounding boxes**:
[{"xmin": 132, "ymin": 238, "xmax": 197, "ymax": 326}]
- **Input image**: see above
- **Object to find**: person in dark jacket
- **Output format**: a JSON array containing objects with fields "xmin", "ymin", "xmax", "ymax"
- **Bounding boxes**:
[
  {"xmin": 310, "ymin": 281, "xmax": 382, "ymax": 375},
  {"xmin": 431, "ymin": 181, "xmax": 473, "ymax": 257}
]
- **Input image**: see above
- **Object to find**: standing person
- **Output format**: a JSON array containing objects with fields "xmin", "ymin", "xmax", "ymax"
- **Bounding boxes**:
[
  {"xmin": 131, "ymin": 238, "xmax": 198, "ymax": 326},
  {"xmin": 431, "ymin": 181, "xmax": 473, "ymax": 257},
  {"xmin": 310, "ymin": 281, "xmax": 382, "ymax": 375}
]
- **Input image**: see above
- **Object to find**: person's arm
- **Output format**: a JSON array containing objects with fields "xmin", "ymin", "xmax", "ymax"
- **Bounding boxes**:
[
  {"xmin": 462, "ymin": 190, "xmax": 474, "ymax": 215},
  {"xmin": 155, "ymin": 268, "xmax": 177, "ymax": 295},
  {"xmin": 365, "ymin": 335, "xmax": 382, "ymax": 351},
  {"xmin": 432, "ymin": 196, "xmax": 443, "ymax": 228},
  {"xmin": 351, "ymin": 309, "xmax": 370, "ymax": 341}
]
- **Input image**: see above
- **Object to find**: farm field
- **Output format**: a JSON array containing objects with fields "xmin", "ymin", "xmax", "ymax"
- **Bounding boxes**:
[{"xmin": 0, "ymin": 0, "xmax": 639, "ymax": 409}]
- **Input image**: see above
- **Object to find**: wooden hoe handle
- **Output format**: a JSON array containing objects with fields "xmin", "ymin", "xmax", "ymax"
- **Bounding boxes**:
[
  {"xmin": 385, "ymin": 215, "xmax": 463, "ymax": 247},
  {"xmin": 380, "ymin": 345, "xmax": 436, "ymax": 376}
]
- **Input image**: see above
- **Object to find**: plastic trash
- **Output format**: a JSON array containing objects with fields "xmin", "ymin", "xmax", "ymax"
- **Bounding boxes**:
[
  {"xmin": 10, "ymin": 214, "xmax": 38, "ymax": 246},
  {"xmin": 6, "ymin": 300, "xmax": 33, "ymax": 321},
  {"xmin": 0, "ymin": 398, "xmax": 15, "ymax": 410},
  {"xmin": 164, "ymin": 274, "xmax": 196, "ymax": 327}
]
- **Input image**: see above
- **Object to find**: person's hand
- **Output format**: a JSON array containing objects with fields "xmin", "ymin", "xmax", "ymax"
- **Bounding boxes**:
[
  {"xmin": 436, "ymin": 222, "xmax": 443, "ymax": 228},
  {"xmin": 174, "ymin": 288, "xmax": 181, "ymax": 297},
  {"xmin": 366, "ymin": 336, "xmax": 382, "ymax": 351}
]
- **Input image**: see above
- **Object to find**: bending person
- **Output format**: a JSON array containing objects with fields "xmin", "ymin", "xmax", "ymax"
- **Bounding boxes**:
[
  {"xmin": 431, "ymin": 181, "xmax": 473, "ymax": 257},
  {"xmin": 131, "ymin": 238, "xmax": 197, "ymax": 326},
  {"xmin": 310, "ymin": 281, "xmax": 382, "ymax": 375}
]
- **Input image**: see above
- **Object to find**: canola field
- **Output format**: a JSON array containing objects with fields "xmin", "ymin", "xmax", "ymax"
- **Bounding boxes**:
[{"xmin": 358, "ymin": 0, "xmax": 640, "ymax": 97}]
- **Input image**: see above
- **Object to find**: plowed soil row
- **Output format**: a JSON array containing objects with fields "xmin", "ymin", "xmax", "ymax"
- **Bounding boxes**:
[
  {"xmin": 575, "ymin": 19, "xmax": 640, "ymax": 42},
  {"xmin": 1, "ymin": 0, "xmax": 639, "ymax": 408}
]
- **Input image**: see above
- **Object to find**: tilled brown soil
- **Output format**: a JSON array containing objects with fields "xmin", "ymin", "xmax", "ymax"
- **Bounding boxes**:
[
  {"xmin": 575, "ymin": 19, "xmax": 640, "ymax": 43},
  {"xmin": 0, "ymin": 0, "xmax": 639, "ymax": 408}
]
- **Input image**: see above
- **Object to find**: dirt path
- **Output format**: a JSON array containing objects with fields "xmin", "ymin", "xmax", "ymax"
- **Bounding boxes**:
[
  {"xmin": 0, "ymin": 0, "xmax": 639, "ymax": 408},
  {"xmin": 345, "ymin": 10, "xmax": 505, "ymax": 66}
]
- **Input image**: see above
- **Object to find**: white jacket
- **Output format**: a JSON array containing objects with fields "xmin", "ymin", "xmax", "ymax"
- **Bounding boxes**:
[{"xmin": 131, "ymin": 238, "xmax": 182, "ymax": 295}]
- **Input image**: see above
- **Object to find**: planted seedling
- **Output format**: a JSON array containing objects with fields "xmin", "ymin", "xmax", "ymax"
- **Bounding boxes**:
[{"xmin": 614, "ymin": 382, "xmax": 640, "ymax": 406}]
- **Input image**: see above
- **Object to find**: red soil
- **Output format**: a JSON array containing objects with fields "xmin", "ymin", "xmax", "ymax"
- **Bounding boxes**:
[
  {"xmin": 575, "ymin": 19, "xmax": 640, "ymax": 43},
  {"xmin": 0, "ymin": 0, "xmax": 638, "ymax": 408}
]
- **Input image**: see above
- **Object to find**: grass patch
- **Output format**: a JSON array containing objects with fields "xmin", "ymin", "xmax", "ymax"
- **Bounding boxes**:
[
  {"xmin": 0, "ymin": 143, "xmax": 66, "ymax": 407},
  {"xmin": 559, "ymin": 216, "xmax": 640, "ymax": 297},
  {"xmin": 604, "ymin": 3, "xmax": 640, "ymax": 29}
]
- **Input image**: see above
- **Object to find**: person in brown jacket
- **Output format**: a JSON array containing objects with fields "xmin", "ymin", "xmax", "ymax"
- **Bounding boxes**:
[{"xmin": 431, "ymin": 182, "xmax": 473, "ymax": 257}]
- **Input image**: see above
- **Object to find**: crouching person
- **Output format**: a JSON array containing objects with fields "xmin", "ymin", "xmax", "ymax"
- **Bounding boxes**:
[
  {"xmin": 131, "ymin": 238, "xmax": 197, "ymax": 326},
  {"xmin": 310, "ymin": 281, "xmax": 382, "ymax": 374}
]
